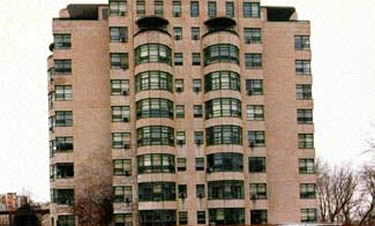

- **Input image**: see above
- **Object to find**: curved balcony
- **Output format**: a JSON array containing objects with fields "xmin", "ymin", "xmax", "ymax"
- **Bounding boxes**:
[{"xmin": 203, "ymin": 17, "xmax": 237, "ymax": 38}]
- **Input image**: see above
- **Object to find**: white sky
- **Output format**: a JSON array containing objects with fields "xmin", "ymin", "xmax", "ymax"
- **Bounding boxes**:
[{"xmin": 0, "ymin": 0, "xmax": 374, "ymax": 202}]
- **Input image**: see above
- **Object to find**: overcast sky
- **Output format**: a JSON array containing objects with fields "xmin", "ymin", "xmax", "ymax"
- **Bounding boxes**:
[{"xmin": 0, "ymin": 0, "xmax": 374, "ymax": 202}]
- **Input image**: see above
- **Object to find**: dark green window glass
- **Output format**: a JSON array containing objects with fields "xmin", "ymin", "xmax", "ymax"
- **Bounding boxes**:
[
  {"xmin": 204, "ymin": 71, "xmax": 240, "ymax": 92},
  {"xmin": 138, "ymin": 182, "xmax": 176, "ymax": 201},
  {"xmin": 137, "ymin": 154, "xmax": 175, "ymax": 174},
  {"xmin": 204, "ymin": 44, "xmax": 239, "ymax": 65},
  {"xmin": 135, "ymin": 44, "xmax": 172, "ymax": 65},
  {"xmin": 137, "ymin": 126, "xmax": 174, "ymax": 147},
  {"xmin": 209, "ymin": 208, "xmax": 245, "ymax": 225},
  {"xmin": 206, "ymin": 125, "xmax": 242, "ymax": 146},
  {"xmin": 207, "ymin": 153, "xmax": 243, "ymax": 173},
  {"xmin": 205, "ymin": 98, "xmax": 241, "ymax": 119},
  {"xmin": 135, "ymin": 71, "xmax": 173, "ymax": 93},
  {"xmin": 139, "ymin": 210, "xmax": 176, "ymax": 226},
  {"xmin": 136, "ymin": 98, "xmax": 174, "ymax": 119}
]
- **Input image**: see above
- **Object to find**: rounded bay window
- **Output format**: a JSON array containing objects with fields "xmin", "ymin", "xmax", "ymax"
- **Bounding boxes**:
[
  {"xmin": 138, "ymin": 182, "xmax": 176, "ymax": 202},
  {"xmin": 137, "ymin": 153, "xmax": 175, "ymax": 174},
  {"xmin": 204, "ymin": 71, "xmax": 240, "ymax": 92},
  {"xmin": 203, "ymin": 44, "xmax": 239, "ymax": 66},
  {"xmin": 208, "ymin": 180, "xmax": 244, "ymax": 200},
  {"xmin": 206, "ymin": 125, "xmax": 242, "ymax": 146},
  {"xmin": 136, "ymin": 98, "xmax": 174, "ymax": 119},
  {"xmin": 135, "ymin": 44, "xmax": 172, "ymax": 65},
  {"xmin": 135, "ymin": 71, "xmax": 173, "ymax": 93},
  {"xmin": 207, "ymin": 153, "xmax": 243, "ymax": 173},
  {"xmin": 137, "ymin": 126, "xmax": 174, "ymax": 147},
  {"xmin": 205, "ymin": 98, "xmax": 241, "ymax": 119}
]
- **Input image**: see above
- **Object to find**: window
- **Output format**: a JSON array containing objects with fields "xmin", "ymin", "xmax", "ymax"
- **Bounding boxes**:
[
  {"xmin": 196, "ymin": 184, "xmax": 205, "ymax": 198},
  {"xmin": 175, "ymin": 105, "xmax": 185, "ymax": 118},
  {"xmin": 177, "ymin": 158, "xmax": 186, "ymax": 171},
  {"xmin": 57, "ymin": 215, "xmax": 74, "ymax": 226},
  {"xmin": 179, "ymin": 212, "xmax": 188, "ymax": 225},
  {"xmin": 296, "ymin": 84, "xmax": 312, "ymax": 99},
  {"xmin": 299, "ymin": 159, "xmax": 315, "ymax": 174},
  {"xmin": 55, "ymin": 85, "xmax": 72, "ymax": 101},
  {"xmin": 243, "ymin": 2, "xmax": 260, "ymax": 18},
  {"xmin": 299, "ymin": 134, "xmax": 314, "ymax": 149},
  {"xmin": 301, "ymin": 208, "xmax": 317, "ymax": 223},
  {"xmin": 109, "ymin": 0, "xmax": 127, "ymax": 16},
  {"xmin": 176, "ymin": 131, "xmax": 186, "ymax": 145},
  {"xmin": 110, "ymin": 27, "xmax": 128, "ymax": 42},
  {"xmin": 205, "ymin": 71, "xmax": 241, "ymax": 92},
  {"xmin": 55, "ymin": 60, "xmax": 71, "ymax": 74},
  {"xmin": 112, "ymin": 132, "xmax": 131, "ymax": 149},
  {"xmin": 206, "ymin": 125, "xmax": 242, "ymax": 146},
  {"xmin": 195, "ymin": 158, "xmax": 205, "ymax": 171},
  {"xmin": 114, "ymin": 186, "xmax": 132, "ymax": 203},
  {"xmin": 209, "ymin": 208, "xmax": 245, "ymax": 225},
  {"xmin": 154, "ymin": 1, "xmax": 163, "ymax": 16},
  {"xmin": 295, "ymin": 36, "xmax": 310, "ymax": 50},
  {"xmin": 225, "ymin": 2, "xmax": 234, "ymax": 17},
  {"xmin": 137, "ymin": 126, "xmax": 174, "ymax": 146},
  {"xmin": 194, "ymin": 131, "xmax": 204, "ymax": 145},
  {"xmin": 172, "ymin": 1, "xmax": 182, "ymax": 17},
  {"xmin": 208, "ymin": 2, "xmax": 217, "ymax": 17},
  {"xmin": 192, "ymin": 53, "xmax": 201, "ymax": 65},
  {"xmin": 296, "ymin": 60, "xmax": 311, "ymax": 75},
  {"xmin": 48, "ymin": 92, "xmax": 54, "ymax": 109},
  {"xmin": 54, "ymin": 34, "xmax": 71, "ymax": 49},
  {"xmin": 139, "ymin": 210, "xmax": 176, "ymax": 226},
  {"xmin": 204, "ymin": 44, "xmax": 240, "ymax": 65},
  {"xmin": 113, "ymin": 213, "xmax": 133, "ymax": 226},
  {"xmin": 191, "ymin": 27, "xmax": 200, "ymax": 40},
  {"xmin": 193, "ymin": 79, "xmax": 202, "ymax": 93},
  {"xmin": 248, "ymin": 131, "xmax": 265, "ymax": 147},
  {"xmin": 246, "ymin": 79, "xmax": 263, "ymax": 95},
  {"xmin": 297, "ymin": 109, "xmax": 313, "ymax": 124},
  {"xmin": 111, "ymin": 80, "xmax": 129, "ymax": 96},
  {"xmin": 250, "ymin": 210, "xmax": 268, "ymax": 224},
  {"xmin": 244, "ymin": 28, "xmax": 261, "ymax": 44},
  {"xmin": 300, "ymin": 184, "xmax": 316, "ymax": 199},
  {"xmin": 173, "ymin": 27, "xmax": 183, "ymax": 40},
  {"xmin": 207, "ymin": 153, "xmax": 243, "ymax": 173},
  {"xmin": 247, "ymin": 105, "xmax": 264, "ymax": 121},
  {"xmin": 138, "ymin": 182, "xmax": 176, "ymax": 201},
  {"xmin": 178, "ymin": 184, "xmax": 187, "ymax": 198},
  {"xmin": 190, "ymin": 1, "xmax": 199, "ymax": 17},
  {"xmin": 249, "ymin": 157, "xmax": 266, "ymax": 173},
  {"xmin": 113, "ymin": 159, "xmax": 132, "ymax": 176},
  {"xmin": 174, "ymin": 53, "xmax": 183, "ymax": 66},
  {"xmin": 110, "ymin": 53, "xmax": 128, "ymax": 69},
  {"xmin": 55, "ymin": 111, "xmax": 72, "ymax": 127},
  {"xmin": 205, "ymin": 98, "xmax": 241, "ymax": 119},
  {"xmin": 53, "ymin": 163, "xmax": 74, "ymax": 179},
  {"xmin": 249, "ymin": 183, "xmax": 267, "ymax": 200},
  {"xmin": 54, "ymin": 137, "xmax": 73, "ymax": 154},
  {"xmin": 51, "ymin": 189, "xmax": 74, "ymax": 205},
  {"xmin": 138, "ymin": 154, "xmax": 175, "ymax": 174},
  {"xmin": 208, "ymin": 180, "xmax": 244, "ymax": 200},
  {"xmin": 245, "ymin": 53, "xmax": 262, "ymax": 69},
  {"xmin": 135, "ymin": 71, "xmax": 173, "ymax": 93},
  {"xmin": 135, "ymin": 44, "xmax": 172, "ymax": 65},
  {"xmin": 112, "ymin": 106, "xmax": 130, "ymax": 122},
  {"xmin": 136, "ymin": 98, "xmax": 174, "ymax": 119},
  {"xmin": 136, "ymin": 1, "xmax": 145, "ymax": 16},
  {"xmin": 197, "ymin": 211, "xmax": 206, "ymax": 224},
  {"xmin": 194, "ymin": 105, "xmax": 203, "ymax": 118},
  {"xmin": 175, "ymin": 79, "xmax": 184, "ymax": 92}
]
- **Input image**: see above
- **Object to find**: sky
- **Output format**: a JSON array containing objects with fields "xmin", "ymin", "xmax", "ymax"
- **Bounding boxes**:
[{"xmin": 0, "ymin": 0, "xmax": 374, "ymax": 202}]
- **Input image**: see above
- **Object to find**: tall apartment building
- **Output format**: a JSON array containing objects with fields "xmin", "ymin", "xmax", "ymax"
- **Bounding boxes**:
[{"xmin": 47, "ymin": 1, "xmax": 316, "ymax": 225}]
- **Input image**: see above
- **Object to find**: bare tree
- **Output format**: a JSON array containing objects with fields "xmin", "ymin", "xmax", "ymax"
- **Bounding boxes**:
[
  {"xmin": 316, "ymin": 159, "xmax": 359, "ymax": 223},
  {"xmin": 73, "ymin": 183, "xmax": 114, "ymax": 226}
]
